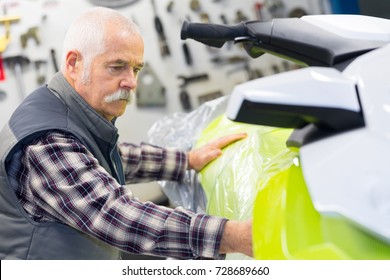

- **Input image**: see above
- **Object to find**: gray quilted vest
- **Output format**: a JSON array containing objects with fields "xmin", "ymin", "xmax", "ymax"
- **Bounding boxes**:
[{"xmin": 0, "ymin": 73, "xmax": 125, "ymax": 259}]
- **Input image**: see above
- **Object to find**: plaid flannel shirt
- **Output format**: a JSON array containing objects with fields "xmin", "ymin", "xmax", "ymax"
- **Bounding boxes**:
[{"xmin": 7, "ymin": 131, "xmax": 227, "ymax": 259}]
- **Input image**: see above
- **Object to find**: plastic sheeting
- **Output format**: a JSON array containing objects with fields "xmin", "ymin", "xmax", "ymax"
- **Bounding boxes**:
[
  {"xmin": 148, "ymin": 96, "xmax": 293, "ymax": 218},
  {"xmin": 195, "ymin": 115, "xmax": 293, "ymax": 221},
  {"xmin": 147, "ymin": 97, "xmax": 229, "ymax": 213},
  {"xmin": 148, "ymin": 94, "xmax": 293, "ymax": 217}
]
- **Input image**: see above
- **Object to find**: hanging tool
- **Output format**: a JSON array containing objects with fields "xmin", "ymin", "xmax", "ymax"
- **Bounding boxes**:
[
  {"xmin": 288, "ymin": 7, "xmax": 308, "ymax": 18},
  {"xmin": 151, "ymin": 0, "xmax": 170, "ymax": 57},
  {"xmin": 227, "ymin": 62, "xmax": 264, "ymax": 81},
  {"xmin": 0, "ymin": 15, "xmax": 20, "ymax": 52},
  {"xmin": 245, "ymin": 65, "xmax": 264, "ymax": 80},
  {"xmin": 136, "ymin": 62, "xmax": 166, "ymax": 107},
  {"xmin": 254, "ymin": 2, "xmax": 267, "ymax": 21},
  {"xmin": 198, "ymin": 90, "xmax": 223, "ymax": 105},
  {"xmin": 0, "ymin": 89, "xmax": 6, "ymax": 101},
  {"xmin": 190, "ymin": 0, "xmax": 201, "ymax": 12},
  {"xmin": 178, "ymin": 73, "xmax": 209, "ymax": 88},
  {"xmin": 166, "ymin": 0, "xmax": 174, "ymax": 13},
  {"xmin": 179, "ymin": 88, "xmax": 191, "ymax": 111},
  {"xmin": 211, "ymin": 55, "xmax": 248, "ymax": 65},
  {"xmin": 0, "ymin": 14, "xmax": 21, "ymax": 81},
  {"xmin": 182, "ymin": 42, "xmax": 192, "ymax": 66},
  {"xmin": 0, "ymin": 55, "xmax": 4, "ymax": 81},
  {"xmin": 3, "ymin": 55, "xmax": 30, "ymax": 101},
  {"xmin": 200, "ymin": 13, "xmax": 210, "ymax": 23},
  {"xmin": 34, "ymin": 60, "xmax": 47, "ymax": 85},
  {"xmin": 234, "ymin": 10, "xmax": 249, "ymax": 23},
  {"xmin": 266, "ymin": 0, "xmax": 286, "ymax": 18},
  {"xmin": 20, "ymin": 26, "xmax": 40, "ymax": 48},
  {"xmin": 50, "ymin": 48, "xmax": 59, "ymax": 72},
  {"xmin": 177, "ymin": 73, "xmax": 209, "ymax": 111},
  {"xmin": 220, "ymin": 14, "xmax": 228, "ymax": 24}
]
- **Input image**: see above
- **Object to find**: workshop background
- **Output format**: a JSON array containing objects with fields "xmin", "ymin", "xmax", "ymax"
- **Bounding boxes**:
[
  {"xmin": 0, "ymin": 0, "xmax": 387, "ymax": 143},
  {"xmin": 1, "ymin": 0, "xmax": 389, "ymax": 260}
]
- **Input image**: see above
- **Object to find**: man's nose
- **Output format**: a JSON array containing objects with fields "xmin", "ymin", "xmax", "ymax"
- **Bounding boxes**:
[{"xmin": 121, "ymin": 69, "xmax": 138, "ymax": 89}]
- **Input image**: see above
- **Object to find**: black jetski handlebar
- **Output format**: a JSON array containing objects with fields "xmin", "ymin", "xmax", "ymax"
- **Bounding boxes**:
[{"xmin": 181, "ymin": 19, "xmax": 385, "ymax": 68}]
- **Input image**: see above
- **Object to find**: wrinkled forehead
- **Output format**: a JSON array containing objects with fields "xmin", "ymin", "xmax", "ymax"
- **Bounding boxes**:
[{"xmin": 98, "ymin": 36, "xmax": 144, "ymax": 67}]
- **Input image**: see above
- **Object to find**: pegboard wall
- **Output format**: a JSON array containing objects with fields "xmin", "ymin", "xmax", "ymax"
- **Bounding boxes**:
[{"xmin": 0, "ymin": 0, "xmax": 328, "ymax": 143}]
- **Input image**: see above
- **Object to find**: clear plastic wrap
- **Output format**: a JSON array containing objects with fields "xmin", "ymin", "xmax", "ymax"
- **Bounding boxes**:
[
  {"xmin": 147, "ymin": 97, "xmax": 228, "ymax": 212},
  {"xmin": 195, "ymin": 115, "xmax": 293, "ymax": 221},
  {"xmin": 148, "ymin": 95, "xmax": 293, "ymax": 220}
]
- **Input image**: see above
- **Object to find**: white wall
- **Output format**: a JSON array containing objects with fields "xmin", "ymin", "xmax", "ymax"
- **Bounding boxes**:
[{"xmin": 0, "ymin": 0, "xmax": 325, "ymax": 144}]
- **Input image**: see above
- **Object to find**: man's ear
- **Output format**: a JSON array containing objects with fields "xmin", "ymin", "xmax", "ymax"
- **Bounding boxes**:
[{"xmin": 66, "ymin": 51, "xmax": 81, "ymax": 77}]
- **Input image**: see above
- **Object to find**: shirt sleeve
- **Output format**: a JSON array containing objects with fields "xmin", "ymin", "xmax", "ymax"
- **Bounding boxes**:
[
  {"xmin": 18, "ymin": 132, "xmax": 226, "ymax": 259},
  {"xmin": 118, "ymin": 142, "xmax": 188, "ymax": 184}
]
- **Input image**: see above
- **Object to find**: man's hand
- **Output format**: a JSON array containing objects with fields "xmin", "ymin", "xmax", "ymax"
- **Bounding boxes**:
[
  {"xmin": 219, "ymin": 220, "xmax": 253, "ymax": 257},
  {"xmin": 188, "ymin": 133, "xmax": 247, "ymax": 171}
]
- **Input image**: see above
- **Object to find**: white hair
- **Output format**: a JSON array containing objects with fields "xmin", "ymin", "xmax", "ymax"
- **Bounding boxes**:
[{"xmin": 60, "ymin": 7, "xmax": 141, "ymax": 82}]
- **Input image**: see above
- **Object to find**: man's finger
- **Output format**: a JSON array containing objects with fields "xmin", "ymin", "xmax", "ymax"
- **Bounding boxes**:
[{"xmin": 213, "ymin": 133, "xmax": 247, "ymax": 149}]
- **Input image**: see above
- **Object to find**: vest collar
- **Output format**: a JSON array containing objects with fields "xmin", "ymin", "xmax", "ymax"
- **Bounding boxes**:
[{"xmin": 47, "ymin": 72, "xmax": 119, "ymax": 145}]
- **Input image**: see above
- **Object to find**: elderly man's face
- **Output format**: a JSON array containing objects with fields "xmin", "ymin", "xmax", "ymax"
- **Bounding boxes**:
[{"xmin": 74, "ymin": 30, "xmax": 144, "ymax": 121}]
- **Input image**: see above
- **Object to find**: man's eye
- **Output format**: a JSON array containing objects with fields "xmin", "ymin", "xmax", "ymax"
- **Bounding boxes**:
[
  {"xmin": 108, "ymin": 65, "xmax": 126, "ymax": 74},
  {"xmin": 134, "ymin": 68, "xmax": 141, "ymax": 75}
]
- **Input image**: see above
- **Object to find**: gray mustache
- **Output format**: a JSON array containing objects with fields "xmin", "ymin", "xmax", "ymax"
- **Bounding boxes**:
[{"xmin": 104, "ymin": 89, "xmax": 136, "ymax": 104}]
